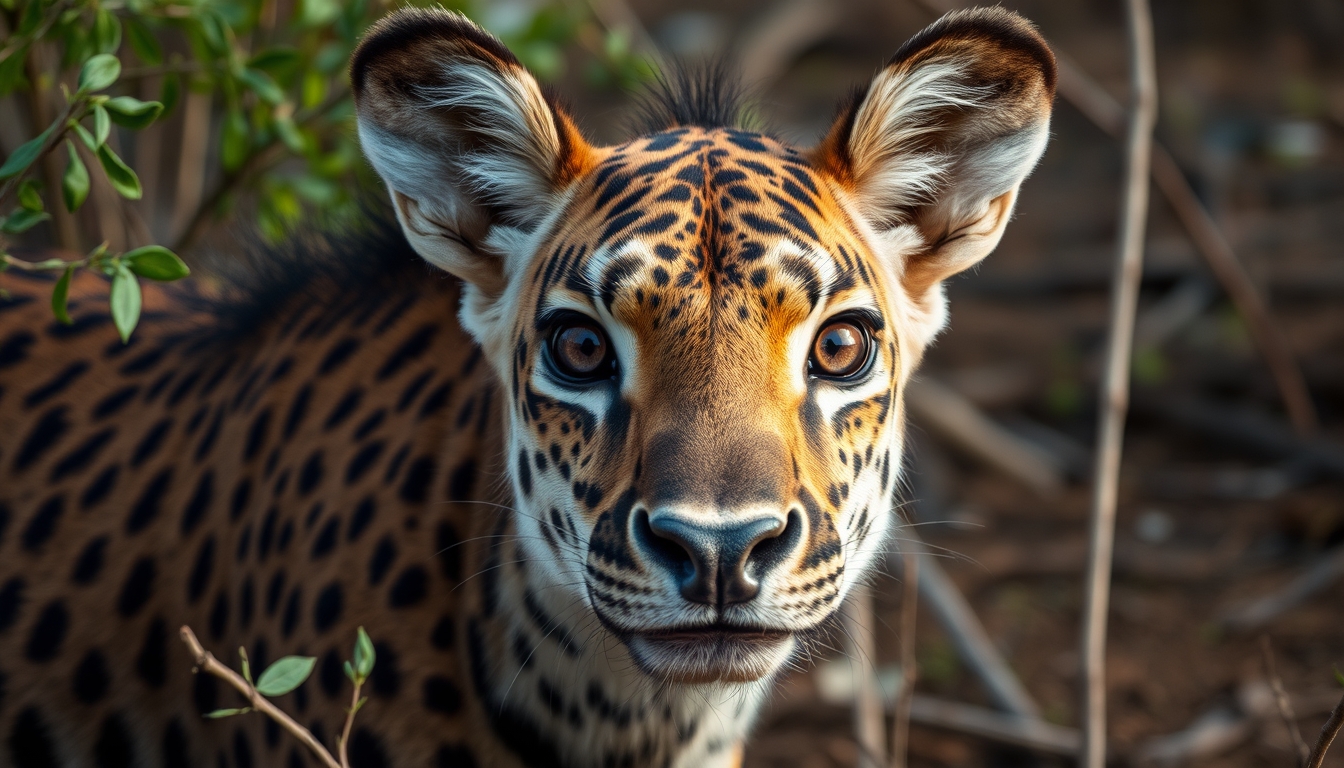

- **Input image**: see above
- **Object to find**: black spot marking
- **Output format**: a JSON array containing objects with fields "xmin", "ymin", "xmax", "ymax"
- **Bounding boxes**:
[
  {"xmin": 127, "ymin": 468, "xmax": 172, "ymax": 535},
  {"xmin": 324, "ymin": 388, "xmax": 363, "ymax": 430},
  {"xmin": 9, "ymin": 706, "xmax": 59, "ymax": 768},
  {"xmin": 430, "ymin": 616, "xmax": 455, "ymax": 650},
  {"xmin": 181, "ymin": 471, "xmax": 214, "ymax": 536},
  {"xmin": 50, "ymin": 428, "xmax": 114, "ymax": 481},
  {"xmin": 311, "ymin": 518, "xmax": 339, "ymax": 559},
  {"xmin": 313, "ymin": 582, "xmax": 343, "ymax": 632},
  {"xmin": 136, "ymin": 617, "xmax": 168, "ymax": 688},
  {"xmin": 377, "ymin": 324, "xmax": 437, "ymax": 380},
  {"xmin": 14, "ymin": 407, "xmax": 70, "ymax": 471},
  {"xmin": 344, "ymin": 441, "xmax": 384, "ymax": 485},
  {"xmin": 117, "ymin": 557, "xmax": 156, "ymax": 617},
  {"xmin": 25, "ymin": 601, "xmax": 69, "ymax": 662},
  {"xmin": 0, "ymin": 578, "xmax": 23, "ymax": 632},
  {"xmin": 399, "ymin": 456, "xmax": 435, "ymax": 503},
  {"xmin": 298, "ymin": 451, "xmax": 324, "ymax": 496},
  {"xmin": 21, "ymin": 495, "xmax": 64, "ymax": 552},
  {"xmin": 162, "ymin": 720, "xmax": 190, "ymax": 768},
  {"xmin": 347, "ymin": 730, "xmax": 389, "ymax": 768},
  {"xmin": 187, "ymin": 536, "xmax": 215, "ymax": 604},
  {"xmin": 347, "ymin": 497, "xmax": 375, "ymax": 541},
  {"xmin": 130, "ymin": 418, "xmax": 173, "ymax": 467},
  {"xmin": 436, "ymin": 521, "xmax": 462, "ymax": 582},
  {"xmin": 388, "ymin": 566, "xmax": 427, "ymax": 608},
  {"xmin": 72, "ymin": 537, "xmax": 107, "ymax": 584},
  {"xmin": 73, "ymin": 648, "xmax": 111, "ymax": 704},
  {"xmin": 80, "ymin": 464, "xmax": 120, "ymax": 510},
  {"xmin": 423, "ymin": 676, "xmax": 463, "ymax": 715}
]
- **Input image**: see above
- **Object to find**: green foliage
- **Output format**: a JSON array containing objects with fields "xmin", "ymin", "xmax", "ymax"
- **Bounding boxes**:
[
  {"xmin": 1, "ymin": 0, "xmax": 650, "ymax": 338},
  {"xmin": 255, "ymin": 656, "xmax": 317, "ymax": 697}
]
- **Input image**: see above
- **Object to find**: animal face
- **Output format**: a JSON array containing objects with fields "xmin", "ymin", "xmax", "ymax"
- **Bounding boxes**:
[{"xmin": 352, "ymin": 8, "xmax": 1054, "ymax": 684}]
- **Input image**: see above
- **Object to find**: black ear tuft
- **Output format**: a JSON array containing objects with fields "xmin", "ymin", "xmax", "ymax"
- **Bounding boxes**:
[
  {"xmin": 631, "ymin": 57, "xmax": 751, "ymax": 133},
  {"xmin": 351, "ymin": 8, "xmax": 520, "ymax": 101}
]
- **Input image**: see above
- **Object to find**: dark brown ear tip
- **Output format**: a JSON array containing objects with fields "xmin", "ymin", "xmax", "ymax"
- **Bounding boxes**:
[
  {"xmin": 350, "ymin": 8, "xmax": 519, "ymax": 98},
  {"xmin": 888, "ymin": 7, "xmax": 1057, "ymax": 94}
]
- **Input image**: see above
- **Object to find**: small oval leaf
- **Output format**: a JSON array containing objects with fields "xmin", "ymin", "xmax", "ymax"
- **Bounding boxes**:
[
  {"xmin": 96, "ymin": 144, "xmax": 142, "ymax": 199},
  {"xmin": 354, "ymin": 627, "xmax": 375, "ymax": 680},
  {"xmin": 105, "ymin": 97, "xmax": 164, "ymax": 129},
  {"xmin": 255, "ymin": 656, "xmax": 316, "ymax": 697},
  {"xmin": 92, "ymin": 104, "xmax": 111, "ymax": 147},
  {"xmin": 62, "ymin": 141, "xmax": 90, "ymax": 212},
  {"xmin": 110, "ymin": 265, "xmax": 142, "ymax": 343},
  {"xmin": 78, "ymin": 54, "xmax": 121, "ymax": 93},
  {"xmin": 17, "ymin": 180, "xmax": 43, "ymax": 212},
  {"xmin": 204, "ymin": 707, "xmax": 250, "ymax": 719},
  {"xmin": 126, "ymin": 17, "xmax": 162, "ymax": 65},
  {"xmin": 51, "ymin": 265, "xmax": 74, "ymax": 325},
  {"xmin": 0, "ymin": 127, "xmax": 53, "ymax": 180},
  {"xmin": 2, "ymin": 208, "xmax": 50, "ymax": 234},
  {"xmin": 124, "ymin": 246, "xmax": 190, "ymax": 281}
]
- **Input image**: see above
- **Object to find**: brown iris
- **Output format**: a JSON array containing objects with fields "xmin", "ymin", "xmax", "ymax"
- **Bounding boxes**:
[
  {"xmin": 810, "ymin": 319, "xmax": 870, "ymax": 378},
  {"xmin": 551, "ymin": 319, "xmax": 611, "ymax": 380}
]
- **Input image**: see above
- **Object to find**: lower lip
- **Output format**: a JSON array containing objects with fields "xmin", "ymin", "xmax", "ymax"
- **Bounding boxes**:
[{"xmin": 638, "ymin": 627, "xmax": 790, "ymax": 645}]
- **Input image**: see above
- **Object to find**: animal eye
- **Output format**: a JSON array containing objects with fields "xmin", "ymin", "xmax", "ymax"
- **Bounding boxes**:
[
  {"xmin": 550, "ymin": 318, "xmax": 613, "ymax": 382},
  {"xmin": 810, "ymin": 319, "xmax": 870, "ymax": 379}
]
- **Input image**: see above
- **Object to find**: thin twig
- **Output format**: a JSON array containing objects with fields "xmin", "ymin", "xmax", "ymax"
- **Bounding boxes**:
[
  {"xmin": 1222, "ymin": 545, "xmax": 1344, "ymax": 631},
  {"xmin": 1079, "ymin": 0, "xmax": 1157, "ymax": 765},
  {"xmin": 1306, "ymin": 690, "xmax": 1344, "ymax": 768},
  {"xmin": 842, "ymin": 584, "xmax": 886, "ymax": 768},
  {"xmin": 889, "ymin": 543, "xmax": 919, "ymax": 768},
  {"xmin": 337, "ymin": 677, "xmax": 363, "ymax": 768},
  {"xmin": 890, "ymin": 543, "xmax": 1041, "ymax": 719},
  {"xmin": 1261, "ymin": 636, "xmax": 1312, "ymax": 765},
  {"xmin": 178, "ymin": 626, "xmax": 344, "ymax": 768}
]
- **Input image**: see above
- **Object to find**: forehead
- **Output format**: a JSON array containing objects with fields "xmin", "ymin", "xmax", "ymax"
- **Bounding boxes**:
[{"xmin": 530, "ymin": 127, "xmax": 883, "ymax": 328}]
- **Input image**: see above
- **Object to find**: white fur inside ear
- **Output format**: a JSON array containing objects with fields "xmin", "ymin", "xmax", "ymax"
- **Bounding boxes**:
[
  {"xmin": 417, "ymin": 61, "xmax": 562, "ymax": 220},
  {"xmin": 848, "ymin": 61, "xmax": 988, "ymax": 226}
]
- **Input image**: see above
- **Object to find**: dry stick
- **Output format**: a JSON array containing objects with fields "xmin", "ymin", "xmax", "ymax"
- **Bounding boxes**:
[
  {"xmin": 911, "ymin": 0, "xmax": 1317, "ymax": 436},
  {"xmin": 1307, "ymin": 691, "xmax": 1344, "ymax": 768},
  {"xmin": 1079, "ymin": 0, "xmax": 1157, "ymax": 765},
  {"xmin": 1261, "ymin": 636, "xmax": 1312, "ymax": 765},
  {"xmin": 842, "ymin": 584, "xmax": 886, "ymax": 768},
  {"xmin": 178, "ymin": 626, "xmax": 344, "ymax": 768},
  {"xmin": 889, "ymin": 547, "xmax": 919, "ymax": 768}
]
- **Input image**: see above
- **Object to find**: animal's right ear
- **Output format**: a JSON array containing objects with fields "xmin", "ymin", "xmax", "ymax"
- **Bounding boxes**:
[{"xmin": 352, "ymin": 9, "xmax": 593, "ymax": 294}]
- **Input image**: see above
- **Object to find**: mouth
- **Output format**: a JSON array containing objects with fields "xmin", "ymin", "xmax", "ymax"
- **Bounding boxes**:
[{"xmin": 625, "ymin": 624, "xmax": 796, "ymax": 684}]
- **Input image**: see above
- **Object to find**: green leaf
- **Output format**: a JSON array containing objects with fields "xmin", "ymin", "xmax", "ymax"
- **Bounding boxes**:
[
  {"xmin": 0, "ymin": 47, "xmax": 29, "ymax": 96},
  {"xmin": 221, "ymin": 111, "xmax": 249, "ymax": 171},
  {"xmin": 301, "ymin": 70, "xmax": 326, "ymax": 110},
  {"xmin": 353, "ymin": 627, "xmax": 375, "ymax": 680},
  {"xmin": 255, "ymin": 656, "xmax": 316, "ymax": 697},
  {"xmin": 204, "ymin": 708, "xmax": 250, "ymax": 719},
  {"xmin": 0, "ymin": 126, "xmax": 54, "ymax": 180},
  {"xmin": 105, "ymin": 97, "xmax": 164, "ymax": 129},
  {"xmin": 238, "ymin": 68, "xmax": 284, "ymax": 105},
  {"xmin": 159, "ymin": 73, "xmax": 180, "ymax": 114},
  {"xmin": 62, "ymin": 142, "xmax": 89, "ymax": 212},
  {"xmin": 51, "ymin": 266, "xmax": 74, "ymax": 325},
  {"xmin": 126, "ymin": 17, "xmax": 163, "ymax": 65},
  {"xmin": 78, "ymin": 54, "xmax": 121, "ymax": 93},
  {"xmin": 70, "ymin": 121, "xmax": 97, "ymax": 152},
  {"xmin": 343, "ymin": 660, "xmax": 356, "ymax": 684},
  {"xmin": 16, "ymin": 0, "xmax": 42, "ymax": 35},
  {"xmin": 110, "ymin": 265, "xmax": 141, "ymax": 342},
  {"xmin": 2, "ymin": 208, "xmax": 49, "ymax": 234},
  {"xmin": 17, "ymin": 180, "xmax": 43, "ymax": 212},
  {"xmin": 300, "ymin": 0, "xmax": 342, "ymax": 27},
  {"xmin": 1335, "ymin": 667, "xmax": 1344, "ymax": 688},
  {"xmin": 96, "ymin": 145, "xmax": 142, "ymax": 200},
  {"xmin": 197, "ymin": 12, "xmax": 229, "ymax": 57},
  {"xmin": 92, "ymin": 104, "xmax": 111, "ymax": 147},
  {"xmin": 92, "ymin": 8, "xmax": 122, "ymax": 56},
  {"xmin": 273, "ymin": 113, "xmax": 304, "ymax": 153},
  {"xmin": 124, "ymin": 246, "xmax": 189, "ymax": 281},
  {"xmin": 239, "ymin": 647, "xmax": 252, "ymax": 685}
]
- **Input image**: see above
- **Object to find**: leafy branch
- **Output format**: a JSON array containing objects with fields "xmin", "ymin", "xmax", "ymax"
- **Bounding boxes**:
[{"xmin": 179, "ymin": 624, "xmax": 376, "ymax": 768}]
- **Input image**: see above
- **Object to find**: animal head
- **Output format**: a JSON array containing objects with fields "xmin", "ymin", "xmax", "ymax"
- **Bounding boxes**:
[{"xmin": 352, "ymin": 7, "xmax": 1054, "ymax": 685}]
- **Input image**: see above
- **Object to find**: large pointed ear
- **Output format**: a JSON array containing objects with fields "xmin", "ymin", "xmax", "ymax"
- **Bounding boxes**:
[
  {"xmin": 816, "ymin": 8, "xmax": 1055, "ymax": 300},
  {"xmin": 352, "ymin": 9, "xmax": 594, "ymax": 294}
]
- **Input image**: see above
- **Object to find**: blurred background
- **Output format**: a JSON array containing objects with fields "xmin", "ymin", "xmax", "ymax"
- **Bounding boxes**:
[{"xmin": 2, "ymin": 0, "xmax": 1342, "ymax": 765}]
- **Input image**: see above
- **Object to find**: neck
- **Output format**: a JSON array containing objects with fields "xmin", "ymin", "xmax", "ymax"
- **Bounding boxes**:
[{"xmin": 461, "ymin": 515, "xmax": 768, "ymax": 768}]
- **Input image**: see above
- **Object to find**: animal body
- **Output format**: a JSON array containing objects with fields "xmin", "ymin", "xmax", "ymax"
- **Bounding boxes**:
[{"xmin": 0, "ymin": 7, "xmax": 1054, "ymax": 767}]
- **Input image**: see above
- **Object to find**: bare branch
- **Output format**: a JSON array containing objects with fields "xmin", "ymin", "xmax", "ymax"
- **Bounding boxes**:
[
  {"xmin": 178, "ymin": 626, "xmax": 343, "ymax": 768},
  {"xmin": 1306, "ymin": 690, "xmax": 1344, "ymax": 768},
  {"xmin": 1261, "ymin": 636, "xmax": 1312, "ymax": 765},
  {"xmin": 889, "ymin": 541, "xmax": 919, "ymax": 768},
  {"xmin": 842, "ymin": 585, "xmax": 886, "ymax": 768},
  {"xmin": 1078, "ymin": 0, "xmax": 1157, "ymax": 765}
]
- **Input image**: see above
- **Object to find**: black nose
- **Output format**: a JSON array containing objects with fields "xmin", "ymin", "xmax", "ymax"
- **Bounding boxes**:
[{"xmin": 634, "ymin": 510, "xmax": 802, "ymax": 606}]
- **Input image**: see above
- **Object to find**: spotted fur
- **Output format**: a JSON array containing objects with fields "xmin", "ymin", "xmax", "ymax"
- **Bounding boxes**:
[{"xmin": 0, "ymin": 8, "xmax": 1053, "ymax": 767}]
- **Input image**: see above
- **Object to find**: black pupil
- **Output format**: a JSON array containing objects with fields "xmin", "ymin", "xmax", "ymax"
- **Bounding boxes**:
[
  {"xmin": 558, "ymin": 324, "xmax": 606, "ymax": 376},
  {"xmin": 576, "ymin": 331, "xmax": 599, "ymax": 356},
  {"xmin": 823, "ymin": 328, "xmax": 855, "ymax": 357}
]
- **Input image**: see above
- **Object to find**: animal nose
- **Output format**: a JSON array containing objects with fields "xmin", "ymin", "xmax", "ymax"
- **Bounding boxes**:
[{"xmin": 634, "ymin": 510, "xmax": 802, "ymax": 606}]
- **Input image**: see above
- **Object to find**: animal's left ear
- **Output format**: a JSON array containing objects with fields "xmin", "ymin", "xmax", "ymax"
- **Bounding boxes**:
[{"xmin": 815, "ymin": 8, "xmax": 1056, "ymax": 300}]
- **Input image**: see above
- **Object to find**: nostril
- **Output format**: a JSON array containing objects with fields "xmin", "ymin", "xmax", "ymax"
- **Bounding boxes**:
[
  {"xmin": 743, "ymin": 509, "xmax": 802, "ymax": 582},
  {"xmin": 633, "ymin": 509, "xmax": 696, "ymax": 579}
]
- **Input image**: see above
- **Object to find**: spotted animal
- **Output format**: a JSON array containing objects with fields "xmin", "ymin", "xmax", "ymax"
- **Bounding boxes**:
[{"xmin": 0, "ymin": 7, "xmax": 1054, "ymax": 767}]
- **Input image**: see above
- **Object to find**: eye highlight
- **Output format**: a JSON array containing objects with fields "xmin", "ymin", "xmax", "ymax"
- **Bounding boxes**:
[
  {"xmin": 809, "ymin": 317, "xmax": 872, "ymax": 379},
  {"xmin": 548, "ymin": 315, "xmax": 616, "ymax": 383}
]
